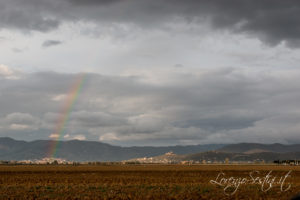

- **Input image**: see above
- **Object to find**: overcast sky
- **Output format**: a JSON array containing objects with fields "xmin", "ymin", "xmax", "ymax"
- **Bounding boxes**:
[{"xmin": 1, "ymin": 0, "xmax": 300, "ymax": 146}]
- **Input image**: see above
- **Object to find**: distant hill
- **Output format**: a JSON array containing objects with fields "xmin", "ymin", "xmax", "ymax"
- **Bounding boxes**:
[
  {"xmin": 127, "ymin": 150, "xmax": 300, "ymax": 164},
  {"xmin": 0, "ymin": 137, "xmax": 224, "ymax": 162},
  {"xmin": 217, "ymin": 143, "xmax": 300, "ymax": 153},
  {"xmin": 2, "ymin": 138, "xmax": 300, "ymax": 162},
  {"xmin": 184, "ymin": 151, "xmax": 300, "ymax": 163},
  {"xmin": 126, "ymin": 143, "xmax": 300, "ymax": 163},
  {"xmin": 126, "ymin": 151, "xmax": 185, "ymax": 163}
]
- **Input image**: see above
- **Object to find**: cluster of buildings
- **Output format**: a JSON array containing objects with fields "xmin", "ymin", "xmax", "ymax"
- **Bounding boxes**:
[
  {"xmin": 124, "ymin": 151, "xmax": 182, "ymax": 164},
  {"xmin": 0, "ymin": 157, "xmax": 73, "ymax": 165},
  {"xmin": 274, "ymin": 160, "xmax": 300, "ymax": 165},
  {"xmin": 124, "ymin": 151, "xmax": 269, "ymax": 165},
  {"xmin": 1, "ymin": 155, "xmax": 299, "ymax": 165}
]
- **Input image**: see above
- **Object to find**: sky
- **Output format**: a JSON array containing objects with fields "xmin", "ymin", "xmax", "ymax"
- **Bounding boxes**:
[{"xmin": 1, "ymin": 0, "xmax": 300, "ymax": 146}]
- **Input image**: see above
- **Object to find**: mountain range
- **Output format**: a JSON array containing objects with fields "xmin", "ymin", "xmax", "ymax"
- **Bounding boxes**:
[
  {"xmin": 128, "ymin": 143, "xmax": 300, "ymax": 163},
  {"xmin": 0, "ymin": 137, "xmax": 223, "ymax": 161},
  {"xmin": 1, "ymin": 137, "xmax": 300, "ymax": 162},
  {"xmin": 217, "ymin": 143, "xmax": 300, "ymax": 154}
]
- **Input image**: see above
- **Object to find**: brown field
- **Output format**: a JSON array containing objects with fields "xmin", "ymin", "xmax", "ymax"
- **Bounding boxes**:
[{"xmin": 0, "ymin": 164, "xmax": 299, "ymax": 200}]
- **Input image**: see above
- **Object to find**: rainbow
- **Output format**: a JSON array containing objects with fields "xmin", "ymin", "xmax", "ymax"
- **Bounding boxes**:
[{"xmin": 47, "ymin": 73, "xmax": 86, "ymax": 158}]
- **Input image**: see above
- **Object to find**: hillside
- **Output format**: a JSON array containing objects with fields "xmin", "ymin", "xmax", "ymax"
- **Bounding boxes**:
[
  {"xmin": 184, "ymin": 151, "xmax": 300, "ymax": 163},
  {"xmin": 2, "ymin": 137, "xmax": 300, "ymax": 162},
  {"xmin": 217, "ymin": 143, "xmax": 300, "ymax": 153},
  {"xmin": 127, "ymin": 143, "xmax": 300, "ymax": 164},
  {"xmin": 0, "ymin": 137, "xmax": 223, "ymax": 162}
]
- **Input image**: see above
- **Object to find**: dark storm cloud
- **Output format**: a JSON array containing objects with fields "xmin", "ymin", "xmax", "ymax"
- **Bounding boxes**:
[
  {"xmin": 197, "ymin": 0, "xmax": 300, "ymax": 46},
  {"xmin": 0, "ymin": 0, "xmax": 60, "ymax": 32},
  {"xmin": 42, "ymin": 40, "xmax": 63, "ymax": 48},
  {"xmin": 1, "ymin": 0, "xmax": 300, "ymax": 46}
]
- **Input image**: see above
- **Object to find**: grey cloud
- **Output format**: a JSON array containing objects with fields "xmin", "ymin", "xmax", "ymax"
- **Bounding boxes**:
[
  {"xmin": 0, "ymin": 71, "xmax": 75, "ymax": 115},
  {"xmin": 0, "ymin": 0, "xmax": 60, "ymax": 32},
  {"xmin": 174, "ymin": 64, "xmax": 184, "ymax": 68},
  {"xmin": 1, "ymin": 0, "xmax": 300, "ymax": 47},
  {"xmin": 12, "ymin": 48, "xmax": 23, "ymax": 53},
  {"xmin": 0, "ymin": 112, "xmax": 40, "ymax": 131},
  {"xmin": 42, "ymin": 40, "xmax": 63, "ymax": 48},
  {"xmin": 1, "ymin": 67, "xmax": 300, "ymax": 144},
  {"xmin": 173, "ymin": 114, "xmax": 263, "ymax": 132},
  {"xmin": 68, "ymin": 0, "xmax": 122, "ymax": 6},
  {"xmin": 113, "ymin": 115, "xmax": 166, "ymax": 135},
  {"xmin": 4, "ymin": 112, "xmax": 37, "ymax": 124},
  {"xmin": 70, "ymin": 111, "xmax": 127, "ymax": 127}
]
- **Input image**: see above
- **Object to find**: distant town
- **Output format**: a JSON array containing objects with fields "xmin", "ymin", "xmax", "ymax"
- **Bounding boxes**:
[{"xmin": 1, "ymin": 152, "xmax": 299, "ymax": 165}]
